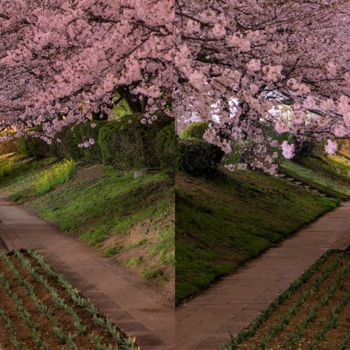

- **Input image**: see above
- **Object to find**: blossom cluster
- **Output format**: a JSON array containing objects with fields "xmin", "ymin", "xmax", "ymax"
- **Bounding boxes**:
[
  {"xmin": 0, "ymin": 1, "xmax": 350, "ymax": 172},
  {"xmin": 78, "ymin": 138, "xmax": 95, "ymax": 149}
]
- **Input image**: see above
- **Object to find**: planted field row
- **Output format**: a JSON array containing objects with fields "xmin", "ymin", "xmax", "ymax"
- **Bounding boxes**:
[
  {"xmin": 0, "ymin": 249, "xmax": 140, "ymax": 350},
  {"xmin": 226, "ymin": 250, "xmax": 350, "ymax": 350}
]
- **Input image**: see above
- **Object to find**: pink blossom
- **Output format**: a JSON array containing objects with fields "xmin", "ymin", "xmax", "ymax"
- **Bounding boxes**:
[
  {"xmin": 303, "ymin": 96, "xmax": 316, "ymax": 109},
  {"xmin": 212, "ymin": 24, "xmax": 226, "ymax": 38},
  {"xmin": 270, "ymin": 140, "xmax": 279, "ymax": 148},
  {"xmin": 293, "ymin": 111, "xmax": 305, "ymax": 125},
  {"xmin": 226, "ymin": 34, "xmax": 251, "ymax": 52},
  {"xmin": 281, "ymin": 141, "xmax": 295, "ymax": 159},
  {"xmin": 186, "ymin": 19, "xmax": 201, "ymax": 34},
  {"xmin": 343, "ymin": 112, "xmax": 350, "ymax": 127},
  {"xmin": 188, "ymin": 71, "xmax": 207, "ymax": 91},
  {"xmin": 247, "ymin": 59, "xmax": 261, "ymax": 72},
  {"xmin": 324, "ymin": 140, "xmax": 337, "ymax": 155},
  {"xmin": 263, "ymin": 65, "xmax": 283, "ymax": 82},
  {"xmin": 334, "ymin": 125, "xmax": 348, "ymax": 137},
  {"xmin": 326, "ymin": 61, "xmax": 337, "ymax": 76},
  {"xmin": 0, "ymin": 0, "xmax": 350, "ymax": 176},
  {"xmin": 274, "ymin": 121, "xmax": 289, "ymax": 134}
]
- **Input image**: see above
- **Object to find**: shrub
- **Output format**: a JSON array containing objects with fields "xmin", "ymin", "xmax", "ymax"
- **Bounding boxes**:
[
  {"xmin": 98, "ymin": 123, "xmax": 118, "ymax": 165},
  {"xmin": 155, "ymin": 121, "xmax": 176, "ymax": 173},
  {"xmin": 17, "ymin": 137, "xmax": 53, "ymax": 158},
  {"xmin": 178, "ymin": 139, "xmax": 224, "ymax": 176},
  {"xmin": 34, "ymin": 159, "xmax": 76, "ymax": 195},
  {"xmin": 0, "ymin": 158, "xmax": 14, "ymax": 178},
  {"xmin": 55, "ymin": 127, "xmax": 81, "ymax": 160},
  {"xmin": 97, "ymin": 113, "xmax": 172, "ymax": 170},
  {"xmin": 293, "ymin": 141, "xmax": 314, "ymax": 160},
  {"xmin": 55, "ymin": 122, "xmax": 103, "ymax": 163},
  {"xmin": 180, "ymin": 121, "xmax": 209, "ymax": 140}
]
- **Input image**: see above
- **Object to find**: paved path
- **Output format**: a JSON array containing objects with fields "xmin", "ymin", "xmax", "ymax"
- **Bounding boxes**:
[
  {"xmin": 0, "ymin": 198, "xmax": 174, "ymax": 350},
  {"xmin": 176, "ymin": 201, "xmax": 350, "ymax": 350}
]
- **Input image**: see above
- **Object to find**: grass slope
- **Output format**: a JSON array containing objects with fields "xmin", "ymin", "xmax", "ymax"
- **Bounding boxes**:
[
  {"xmin": 0, "ymin": 156, "xmax": 175, "ymax": 299},
  {"xmin": 280, "ymin": 154, "xmax": 350, "ymax": 200},
  {"xmin": 176, "ymin": 170, "xmax": 338, "ymax": 304},
  {"xmin": 28, "ymin": 170, "xmax": 174, "ymax": 294}
]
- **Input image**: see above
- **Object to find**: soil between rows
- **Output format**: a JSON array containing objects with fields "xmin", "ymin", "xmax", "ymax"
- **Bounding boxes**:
[
  {"xmin": 236, "ymin": 251, "xmax": 350, "ymax": 350},
  {"xmin": 0, "ymin": 250, "xmax": 135, "ymax": 350}
]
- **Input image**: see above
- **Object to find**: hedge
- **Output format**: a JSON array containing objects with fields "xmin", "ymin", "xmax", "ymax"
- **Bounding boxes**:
[
  {"xmin": 180, "ymin": 121, "xmax": 209, "ymax": 140},
  {"xmin": 14, "ymin": 114, "xmax": 175, "ymax": 172},
  {"xmin": 178, "ymin": 139, "xmax": 224, "ymax": 177},
  {"xmin": 97, "ymin": 113, "xmax": 173, "ymax": 170}
]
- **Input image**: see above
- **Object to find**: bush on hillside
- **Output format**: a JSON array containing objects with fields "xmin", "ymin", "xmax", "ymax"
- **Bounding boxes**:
[
  {"xmin": 34, "ymin": 159, "xmax": 77, "ymax": 195},
  {"xmin": 155, "ymin": 121, "xmax": 176, "ymax": 173},
  {"xmin": 55, "ymin": 122, "xmax": 103, "ymax": 163},
  {"xmin": 22, "ymin": 113, "xmax": 175, "ymax": 170},
  {"xmin": 98, "ymin": 113, "xmax": 173, "ymax": 170},
  {"xmin": 0, "ymin": 158, "xmax": 14, "ymax": 178},
  {"xmin": 293, "ymin": 141, "xmax": 314, "ymax": 160},
  {"xmin": 98, "ymin": 123, "xmax": 118, "ymax": 165},
  {"xmin": 178, "ymin": 139, "xmax": 224, "ymax": 177},
  {"xmin": 17, "ymin": 137, "xmax": 53, "ymax": 158},
  {"xmin": 180, "ymin": 121, "xmax": 209, "ymax": 140}
]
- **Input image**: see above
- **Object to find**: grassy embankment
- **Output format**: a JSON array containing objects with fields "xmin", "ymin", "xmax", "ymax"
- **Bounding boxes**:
[
  {"xmin": 281, "ymin": 154, "xmax": 350, "ymax": 200},
  {"xmin": 176, "ymin": 153, "xmax": 350, "ymax": 304},
  {"xmin": 0, "ymin": 154, "xmax": 175, "ymax": 299}
]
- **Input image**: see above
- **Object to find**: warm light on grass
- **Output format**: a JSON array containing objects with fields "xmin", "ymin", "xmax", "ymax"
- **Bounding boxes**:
[
  {"xmin": 0, "ymin": 158, "xmax": 14, "ymax": 178},
  {"xmin": 34, "ymin": 159, "xmax": 76, "ymax": 195}
]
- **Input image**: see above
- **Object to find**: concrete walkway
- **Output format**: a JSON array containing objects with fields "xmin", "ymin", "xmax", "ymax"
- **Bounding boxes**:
[
  {"xmin": 0, "ymin": 198, "xmax": 174, "ymax": 350},
  {"xmin": 176, "ymin": 201, "xmax": 350, "ymax": 349}
]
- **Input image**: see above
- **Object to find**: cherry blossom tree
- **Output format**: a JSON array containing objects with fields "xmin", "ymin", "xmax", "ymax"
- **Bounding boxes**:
[
  {"xmin": 175, "ymin": 0, "xmax": 350, "ymax": 173},
  {"xmin": 0, "ymin": 0, "xmax": 174, "ymax": 142},
  {"xmin": 1, "ymin": 0, "xmax": 350, "ymax": 173}
]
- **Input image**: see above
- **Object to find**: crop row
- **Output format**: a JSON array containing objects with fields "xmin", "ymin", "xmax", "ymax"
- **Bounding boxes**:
[
  {"xmin": 309, "ymin": 285, "xmax": 350, "ymax": 349},
  {"xmin": 224, "ymin": 250, "xmax": 343, "ymax": 350},
  {"xmin": 0, "ymin": 250, "xmax": 141, "ymax": 350},
  {"xmin": 0, "ymin": 269, "xmax": 50, "ymax": 350},
  {"xmin": 283, "ymin": 259, "xmax": 350, "ymax": 349},
  {"xmin": 0, "ymin": 306, "xmax": 27, "ymax": 350},
  {"xmin": 1, "ymin": 252, "xmax": 79, "ymax": 349},
  {"xmin": 16, "ymin": 250, "xmax": 140, "ymax": 350},
  {"xmin": 25, "ymin": 250, "xmax": 139, "ymax": 349}
]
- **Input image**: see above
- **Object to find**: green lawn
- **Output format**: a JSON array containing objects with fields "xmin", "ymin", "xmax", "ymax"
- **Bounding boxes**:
[{"xmin": 176, "ymin": 170, "xmax": 339, "ymax": 304}]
